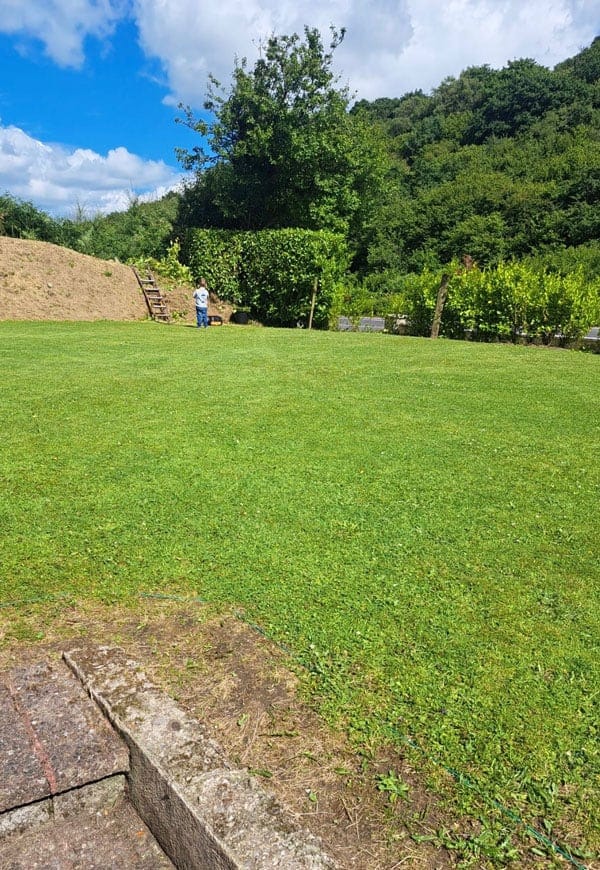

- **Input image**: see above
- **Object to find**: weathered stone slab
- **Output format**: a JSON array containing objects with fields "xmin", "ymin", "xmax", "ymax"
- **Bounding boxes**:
[
  {"xmin": 0, "ymin": 775, "xmax": 127, "ymax": 840},
  {"xmin": 0, "ymin": 794, "xmax": 174, "ymax": 869},
  {"xmin": 358, "ymin": 316, "xmax": 385, "ymax": 333},
  {"xmin": 0, "ymin": 803, "xmax": 51, "ymax": 840},
  {"xmin": 53, "ymin": 773, "xmax": 126, "ymax": 819},
  {"xmin": 65, "ymin": 644, "xmax": 336, "ymax": 870},
  {"xmin": 3, "ymin": 659, "xmax": 128, "ymax": 804},
  {"xmin": 0, "ymin": 680, "xmax": 49, "ymax": 811}
]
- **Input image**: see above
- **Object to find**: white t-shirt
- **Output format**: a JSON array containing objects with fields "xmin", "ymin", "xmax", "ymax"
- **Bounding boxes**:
[{"xmin": 193, "ymin": 287, "xmax": 209, "ymax": 307}]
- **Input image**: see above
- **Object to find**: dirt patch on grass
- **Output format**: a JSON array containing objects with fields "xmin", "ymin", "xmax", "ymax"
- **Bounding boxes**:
[{"xmin": 0, "ymin": 597, "xmax": 457, "ymax": 869}]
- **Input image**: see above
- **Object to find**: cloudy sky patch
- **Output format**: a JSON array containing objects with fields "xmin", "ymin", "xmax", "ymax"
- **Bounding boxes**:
[{"xmin": 0, "ymin": 123, "xmax": 181, "ymax": 217}]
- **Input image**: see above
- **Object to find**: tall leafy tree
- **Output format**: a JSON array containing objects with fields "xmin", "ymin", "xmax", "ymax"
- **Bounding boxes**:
[
  {"xmin": 0, "ymin": 193, "xmax": 64, "ymax": 244},
  {"xmin": 176, "ymin": 27, "xmax": 388, "ymax": 244}
]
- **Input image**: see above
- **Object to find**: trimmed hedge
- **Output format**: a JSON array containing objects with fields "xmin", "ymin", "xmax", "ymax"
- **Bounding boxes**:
[
  {"xmin": 182, "ymin": 229, "xmax": 244, "ymax": 304},
  {"xmin": 182, "ymin": 232, "xmax": 599, "ymax": 339},
  {"xmin": 356, "ymin": 261, "xmax": 600, "ymax": 341},
  {"xmin": 445, "ymin": 262, "xmax": 600, "ymax": 340},
  {"xmin": 182, "ymin": 228, "xmax": 350, "ymax": 327}
]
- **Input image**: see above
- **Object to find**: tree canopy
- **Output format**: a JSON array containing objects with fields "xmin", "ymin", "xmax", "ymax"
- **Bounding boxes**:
[
  {"xmin": 175, "ymin": 27, "xmax": 389, "ymax": 246},
  {"xmin": 355, "ymin": 37, "xmax": 600, "ymax": 273}
]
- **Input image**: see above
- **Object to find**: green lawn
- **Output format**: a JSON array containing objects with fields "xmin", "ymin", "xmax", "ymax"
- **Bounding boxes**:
[{"xmin": 1, "ymin": 321, "xmax": 598, "ymax": 863}]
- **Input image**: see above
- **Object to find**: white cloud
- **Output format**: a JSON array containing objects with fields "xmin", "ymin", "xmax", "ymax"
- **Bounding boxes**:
[
  {"xmin": 130, "ymin": 0, "xmax": 598, "ymax": 104},
  {"xmin": 132, "ymin": 0, "xmax": 414, "ymax": 105},
  {"xmin": 0, "ymin": 124, "xmax": 183, "ymax": 215},
  {"xmin": 0, "ymin": 0, "xmax": 126, "ymax": 66},
  {"xmin": 0, "ymin": 0, "xmax": 596, "ymax": 95},
  {"xmin": 132, "ymin": 0, "xmax": 275, "ymax": 106},
  {"xmin": 369, "ymin": 0, "xmax": 599, "ymax": 96}
]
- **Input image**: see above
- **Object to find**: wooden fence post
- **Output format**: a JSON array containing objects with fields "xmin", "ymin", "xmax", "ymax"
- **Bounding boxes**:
[
  {"xmin": 430, "ymin": 273, "xmax": 450, "ymax": 339},
  {"xmin": 308, "ymin": 277, "xmax": 318, "ymax": 330}
]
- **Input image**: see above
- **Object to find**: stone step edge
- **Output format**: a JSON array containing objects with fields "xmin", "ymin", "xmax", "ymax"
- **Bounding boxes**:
[{"xmin": 63, "ymin": 645, "xmax": 336, "ymax": 870}]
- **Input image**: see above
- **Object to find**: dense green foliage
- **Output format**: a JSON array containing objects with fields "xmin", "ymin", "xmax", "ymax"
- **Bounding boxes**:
[
  {"xmin": 0, "ymin": 191, "xmax": 178, "ymax": 261},
  {"xmin": 355, "ymin": 38, "xmax": 600, "ymax": 274},
  {"xmin": 175, "ymin": 27, "xmax": 389, "ymax": 249},
  {"xmin": 72, "ymin": 194, "xmax": 179, "ymax": 260},
  {"xmin": 335, "ymin": 259, "xmax": 600, "ymax": 340},
  {"xmin": 1, "ymin": 322, "xmax": 598, "ymax": 865},
  {"xmin": 237, "ymin": 230, "xmax": 349, "ymax": 326},
  {"xmin": 182, "ymin": 228, "xmax": 244, "ymax": 301},
  {"xmin": 0, "ymin": 193, "xmax": 74, "ymax": 246},
  {"xmin": 184, "ymin": 227, "xmax": 349, "ymax": 326},
  {"xmin": 130, "ymin": 239, "xmax": 194, "ymax": 289}
]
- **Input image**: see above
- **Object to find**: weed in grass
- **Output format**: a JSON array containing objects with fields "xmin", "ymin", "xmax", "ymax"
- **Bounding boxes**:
[
  {"xmin": 376, "ymin": 770, "xmax": 410, "ymax": 803},
  {"xmin": 427, "ymin": 823, "xmax": 520, "ymax": 867},
  {"xmin": 249, "ymin": 768, "xmax": 273, "ymax": 779}
]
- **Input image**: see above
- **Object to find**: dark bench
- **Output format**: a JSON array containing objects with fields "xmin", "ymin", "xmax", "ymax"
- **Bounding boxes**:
[{"xmin": 583, "ymin": 326, "xmax": 599, "ymax": 349}]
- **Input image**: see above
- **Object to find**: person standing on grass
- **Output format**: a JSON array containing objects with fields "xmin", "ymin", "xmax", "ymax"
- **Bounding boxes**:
[{"xmin": 193, "ymin": 278, "xmax": 209, "ymax": 328}]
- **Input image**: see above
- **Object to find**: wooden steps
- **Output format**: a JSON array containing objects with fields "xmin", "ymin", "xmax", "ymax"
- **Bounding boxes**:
[{"xmin": 132, "ymin": 268, "xmax": 171, "ymax": 322}]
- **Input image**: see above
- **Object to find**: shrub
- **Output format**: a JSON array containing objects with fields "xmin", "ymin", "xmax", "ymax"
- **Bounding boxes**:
[
  {"xmin": 181, "ymin": 229, "xmax": 244, "ymax": 302},
  {"xmin": 0, "ymin": 193, "xmax": 65, "ymax": 244},
  {"xmin": 130, "ymin": 240, "xmax": 193, "ymax": 289},
  {"xmin": 240, "ymin": 230, "xmax": 350, "ymax": 327},
  {"xmin": 447, "ymin": 262, "xmax": 600, "ymax": 340},
  {"xmin": 329, "ymin": 260, "xmax": 600, "ymax": 340}
]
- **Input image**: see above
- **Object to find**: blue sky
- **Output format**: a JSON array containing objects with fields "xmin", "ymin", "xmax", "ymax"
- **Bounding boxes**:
[
  {"xmin": 1, "ymin": 19, "xmax": 192, "ymax": 161},
  {"xmin": 0, "ymin": 0, "xmax": 598, "ymax": 218}
]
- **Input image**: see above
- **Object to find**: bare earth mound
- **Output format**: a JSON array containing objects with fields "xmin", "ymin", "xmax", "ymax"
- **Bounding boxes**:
[
  {"xmin": 0, "ymin": 236, "xmax": 216, "ymax": 324},
  {"xmin": 0, "ymin": 236, "xmax": 149, "ymax": 321}
]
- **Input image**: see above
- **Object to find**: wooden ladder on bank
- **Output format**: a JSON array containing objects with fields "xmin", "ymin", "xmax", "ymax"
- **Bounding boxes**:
[{"xmin": 133, "ymin": 267, "xmax": 171, "ymax": 323}]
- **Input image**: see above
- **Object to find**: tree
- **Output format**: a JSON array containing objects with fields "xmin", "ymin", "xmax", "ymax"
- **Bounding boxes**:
[
  {"xmin": 355, "ymin": 38, "xmax": 600, "ymax": 276},
  {"xmin": 555, "ymin": 36, "xmax": 600, "ymax": 85},
  {"xmin": 67, "ymin": 194, "xmax": 178, "ymax": 260},
  {"xmin": 463, "ymin": 59, "xmax": 586, "ymax": 144},
  {"xmin": 176, "ymin": 27, "xmax": 389, "ymax": 244},
  {"xmin": 0, "ymin": 193, "xmax": 64, "ymax": 243}
]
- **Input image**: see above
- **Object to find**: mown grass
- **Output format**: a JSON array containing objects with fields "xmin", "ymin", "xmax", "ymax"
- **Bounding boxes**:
[{"xmin": 1, "ymin": 321, "xmax": 598, "ymax": 863}]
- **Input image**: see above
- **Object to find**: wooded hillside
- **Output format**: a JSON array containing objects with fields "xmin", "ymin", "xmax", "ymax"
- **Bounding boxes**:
[{"xmin": 352, "ymin": 37, "xmax": 600, "ymax": 275}]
